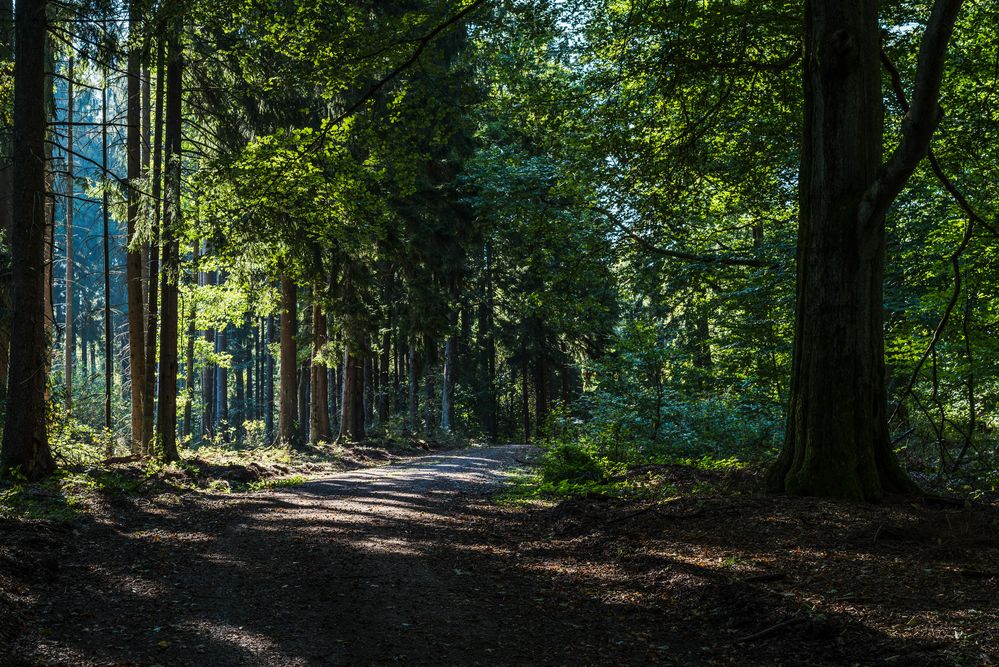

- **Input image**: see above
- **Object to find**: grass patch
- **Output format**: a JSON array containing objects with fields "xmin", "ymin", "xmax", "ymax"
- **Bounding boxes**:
[{"xmin": 245, "ymin": 475, "xmax": 308, "ymax": 491}]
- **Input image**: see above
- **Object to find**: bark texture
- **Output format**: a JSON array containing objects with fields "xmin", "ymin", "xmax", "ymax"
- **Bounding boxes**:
[
  {"xmin": 156, "ymin": 15, "xmax": 183, "ymax": 462},
  {"xmin": 0, "ymin": 0, "xmax": 55, "ymax": 479},
  {"xmin": 278, "ymin": 276, "xmax": 298, "ymax": 446},
  {"xmin": 770, "ymin": 0, "xmax": 962, "ymax": 500}
]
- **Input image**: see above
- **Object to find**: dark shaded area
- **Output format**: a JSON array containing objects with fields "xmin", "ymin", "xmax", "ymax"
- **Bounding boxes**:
[{"xmin": 1, "ymin": 446, "xmax": 995, "ymax": 665}]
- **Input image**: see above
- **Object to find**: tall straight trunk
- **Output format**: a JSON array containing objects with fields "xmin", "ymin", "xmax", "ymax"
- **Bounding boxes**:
[
  {"xmin": 339, "ymin": 349, "xmax": 365, "ymax": 442},
  {"xmin": 141, "ymin": 55, "xmax": 150, "ymax": 308},
  {"xmin": 378, "ymin": 326, "xmax": 390, "ymax": 424},
  {"xmin": 0, "ymin": 0, "xmax": 54, "ymax": 479},
  {"xmin": 0, "ymin": 0, "xmax": 13, "ymax": 401},
  {"xmin": 244, "ymin": 318, "xmax": 254, "ymax": 422},
  {"xmin": 299, "ymin": 356, "xmax": 310, "ymax": 443},
  {"xmin": 363, "ymin": 354, "xmax": 373, "ymax": 428},
  {"xmin": 278, "ymin": 275, "xmax": 298, "ymax": 447},
  {"xmin": 143, "ymin": 40, "xmax": 165, "ymax": 451},
  {"xmin": 769, "ymin": 0, "xmax": 961, "ymax": 499},
  {"xmin": 234, "ymin": 345, "xmax": 244, "ymax": 437},
  {"xmin": 265, "ymin": 315, "xmax": 275, "ymax": 442},
  {"xmin": 41, "ymin": 29, "xmax": 53, "ymax": 402},
  {"xmin": 184, "ymin": 290, "xmax": 194, "ymax": 439},
  {"xmin": 534, "ymin": 354, "xmax": 548, "ymax": 436},
  {"xmin": 423, "ymin": 341, "xmax": 435, "ymax": 437},
  {"xmin": 480, "ymin": 242, "xmax": 497, "ymax": 441},
  {"xmin": 310, "ymin": 302, "xmax": 330, "ymax": 444},
  {"xmin": 441, "ymin": 322, "xmax": 456, "ymax": 433},
  {"xmin": 155, "ymin": 12, "xmax": 183, "ymax": 462},
  {"xmin": 126, "ymin": 1, "xmax": 146, "ymax": 453},
  {"xmin": 215, "ymin": 325, "xmax": 228, "ymax": 432},
  {"xmin": 63, "ymin": 56, "xmax": 74, "ymax": 412},
  {"xmin": 407, "ymin": 344, "xmax": 418, "ymax": 432},
  {"xmin": 521, "ymin": 343, "xmax": 530, "ymax": 443},
  {"xmin": 334, "ymin": 362, "xmax": 342, "ymax": 430},
  {"xmin": 102, "ymin": 57, "xmax": 113, "ymax": 433}
]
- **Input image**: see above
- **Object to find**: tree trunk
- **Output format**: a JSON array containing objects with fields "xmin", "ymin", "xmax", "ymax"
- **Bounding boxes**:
[
  {"xmin": 521, "ymin": 344, "xmax": 530, "ymax": 443},
  {"xmin": 310, "ymin": 302, "xmax": 330, "ymax": 444},
  {"xmin": 265, "ymin": 315, "xmax": 275, "ymax": 442},
  {"xmin": 184, "ymin": 291, "xmax": 195, "ymax": 440},
  {"xmin": 102, "ymin": 58, "xmax": 113, "ymax": 434},
  {"xmin": 769, "ymin": 0, "xmax": 960, "ymax": 499},
  {"xmin": 215, "ymin": 325, "xmax": 228, "ymax": 433},
  {"xmin": 155, "ymin": 14, "xmax": 183, "ymax": 462},
  {"xmin": 63, "ymin": 56, "xmax": 74, "ymax": 412},
  {"xmin": 363, "ymin": 354, "xmax": 373, "ymax": 429},
  {"xmin": 143, "ymin": 39, "xmax": 165, "ymax": 452},
  {"xmin": 441, "ymin": 320, "xmax": 456, "ymax": 433},
  {"xmin": 126, "ymin": 1, "xmax": 146, "ymax": 453},
  {"xmin": 339, "ymin": 349, "xmax": 365, "ymax": 443},
  {"xmin": 407, "ymin": 343, "xmax": 418, "ymax": 433},
  {"xmin": 0, "ymin": 0, "xmax": 54, "ymax": 479},
  {"xmin": 278, "ymin": 275, "xmax": 298, "ymax": 447},
  {"xmin": 0, "ymin": 0, "xmax": 14, "ymax": 402},
  {"xmin": 378, "ymin": 326, "xmax": 390, "ymax": 425},
  {"xmin": 423, "ymin": 341, "xmax": 435, "ymax": 437}
]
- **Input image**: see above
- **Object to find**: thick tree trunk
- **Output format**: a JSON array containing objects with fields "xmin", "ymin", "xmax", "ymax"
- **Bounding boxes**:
[
  {"xmin": 0, "ymin": 0, "xmax": 13, "ymax": 402},
  {"xmin": 769, "ymin": 0, "xmax": 960, "ymax": 499},
  {"xmin": 0, "ymin": 0, "xmax": 54, "ymax": 479},
  {"xmin": 309, "ymin": 303, "xmax": 330, "ymax": 444},
  {"xmin": 339, "ymin": 349, "xmax": 365, "ymax": 443},
  {"xmin": 155, "ymin": 15, "xmax": 183, "ymax": 462},
  {"xmin": 126, "ymin": 2, "xmax": 146, "ymax": 453},
  {"xmin": 278, "ymin": 276, "xmax": 298, "ymax": 447}
]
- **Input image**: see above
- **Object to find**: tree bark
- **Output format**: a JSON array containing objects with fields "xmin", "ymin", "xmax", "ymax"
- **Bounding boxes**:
[
  {"xmin": 126, "ymin": 0, "xmax": 146, "ymax": 453},
  {"xmin": 278, "ymin": 275, "xmax": 298, "ymax": 447},
  {"xmin": 339, "ymin": 349, "xmax": 365, "ymax": 443},
  {"xmin": 441, "ymin": 319, "xmax": 456, "ymax": 433},
  {"xmin": 63, "ymin": 56, "xmax": 74, "ymax": 412},
  {"xmin": 0, "ymin": 0, "xmax": 13, "ymax": 402},
  {"xmin": 143, "ymin": 39, "xmax": 165, "ymax": 452},
  {"xmin": 0, "ymin": 0, "xmax": 54, "ymax": 479},
  {"xmin": 309, "ymin": 302, "xmax": 330, "ymax": 444},
  {"xmin": 155, "ymin": 12, "xmax": 183, "ymax": 462},
  {"xmin": 101, "ymin": 56, "xmax": 113, "ymax": 434},
  {"xmin": 769, "ymin": 0, "xmax": 961, "ymax": 499},
  {"xmin": 265, "ymin": 315, "xmax": 275, "ymax": 442}
]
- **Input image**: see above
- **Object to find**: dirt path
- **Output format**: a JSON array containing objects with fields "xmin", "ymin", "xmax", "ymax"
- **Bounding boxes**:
[
  {"xmin": 8, "ymin": 444, "xmax": 995, "ymax": 666},
  {"xmin": 9, "ymin": 445, "xmax": 665, "ymax": 666}
]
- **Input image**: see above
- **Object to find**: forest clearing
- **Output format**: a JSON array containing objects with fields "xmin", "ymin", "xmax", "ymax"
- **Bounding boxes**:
[{"xmin": 1, "ymin": 0, "xmax": 998, "ymax": 664}]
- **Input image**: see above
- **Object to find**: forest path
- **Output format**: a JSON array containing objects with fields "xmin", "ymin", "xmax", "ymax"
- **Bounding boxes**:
[{"xmin": 18, "ymin": 444, "xmax": 674, "ymax": 666}]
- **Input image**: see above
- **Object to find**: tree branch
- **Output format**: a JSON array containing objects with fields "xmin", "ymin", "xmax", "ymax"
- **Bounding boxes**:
[{"xmin": 860, "ymin": 0, "xmax": 964, "ymax": 228}]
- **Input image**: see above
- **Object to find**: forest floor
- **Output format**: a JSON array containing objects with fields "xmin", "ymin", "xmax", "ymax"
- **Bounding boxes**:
[{"xmin": 1, "ymin": 443, "xmax": 997, "ymax": 666}]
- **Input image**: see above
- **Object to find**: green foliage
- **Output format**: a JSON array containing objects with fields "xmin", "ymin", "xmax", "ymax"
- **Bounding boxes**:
[{"xmin": 246, "ymin": 475, "xmax": 307, "ymax": 491}]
